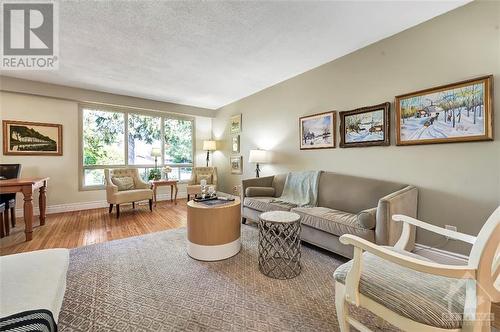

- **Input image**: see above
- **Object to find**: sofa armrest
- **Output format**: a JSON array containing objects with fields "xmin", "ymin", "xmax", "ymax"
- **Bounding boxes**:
[
  {"xmin": 241, "ymin": 176, "xmax": 275, "ymax": 198},
  {"xmin": 375, "ymin": 185, "xmax": 418, "ymax": 250}
]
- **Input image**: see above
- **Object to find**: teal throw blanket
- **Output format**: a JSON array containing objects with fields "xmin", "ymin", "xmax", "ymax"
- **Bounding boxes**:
[{"xmin": 272, "ymin": 171, "xmax": 321, "ymax": 207}]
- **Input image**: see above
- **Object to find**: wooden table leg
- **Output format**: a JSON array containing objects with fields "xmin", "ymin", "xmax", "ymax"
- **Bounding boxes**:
[
  {"xmin": 39, "ymin": 183, "xmax": 47, "ymax": 226},
  {"xmin": 23, "ymin": 188, "xmax": 34, "ymax": 241},
  {"xmin": 170, "ymin": 185, "xmax": 173, "ymax": 203},
  {"xmin": 153, "ymin": 184, "xmax": 158, "ymax": 207},
  {"xmin": 174, "ymin": 184, "xmax": 178, "ymax": 205}
]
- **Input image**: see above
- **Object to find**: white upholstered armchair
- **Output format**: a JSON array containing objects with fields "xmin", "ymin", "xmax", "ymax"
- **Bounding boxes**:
[
  {"xmin": 105, "ymin": 168, "xmax": 153, "ymax": 218},
  {"xmin": 334, "ymin": 207, "xmax": 500, "ymax": 332},
  {"xmin": 186, "ymin": 167, "xmax": 218, "ymax": 201}
]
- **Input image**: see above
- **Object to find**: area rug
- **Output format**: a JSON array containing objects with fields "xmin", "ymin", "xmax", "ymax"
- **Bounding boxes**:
[{"xmin": 58, "ymin": 225, "xmax": 398, "ymax": 331}]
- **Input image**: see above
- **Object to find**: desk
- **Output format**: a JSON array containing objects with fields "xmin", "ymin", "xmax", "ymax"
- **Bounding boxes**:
[
  {"xmin": 0, "ymin": 177, "xmax": 48, "ymax": 241},
  {"xmin": 150, "ymin": 180, "xmax": 178, "ymax": 206}
]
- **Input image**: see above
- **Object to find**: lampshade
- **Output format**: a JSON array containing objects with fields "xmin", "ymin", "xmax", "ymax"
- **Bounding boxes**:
[
  {"xmin": 249, "ymin": 149, "xmax": 269, "ymax": 163},
  {"xmin": 151, "ymin": 147, "xmax": 161, "ymax": 157},
  {"xmin": 203, "ymin": 140, "xmax": 217, "ymax": 151}
]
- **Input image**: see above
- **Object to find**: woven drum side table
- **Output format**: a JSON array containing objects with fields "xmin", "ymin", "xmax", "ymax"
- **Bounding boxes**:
[{"xmin": 258, "ymin": 211, "xmax": 301, "ymax": 279}]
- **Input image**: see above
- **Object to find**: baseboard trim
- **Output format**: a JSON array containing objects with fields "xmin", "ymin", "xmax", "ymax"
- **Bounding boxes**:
[
  {"xmin": 15, "ymin": 193, "xmax": 186, "ymax": 217},
  {"xmin": 414, "ymin": 243, "xmax": 468, "ymax": 264}
]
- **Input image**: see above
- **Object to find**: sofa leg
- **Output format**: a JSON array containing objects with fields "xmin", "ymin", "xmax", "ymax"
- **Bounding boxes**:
[
  {"xmin": 242, "ymin": 217, "xmax": 247, "ymax": 224},
  {"xmin": 116, "ymin": 205, "xmax": 120, "ymax": 218},
  {"xmin": 109, "ymin": 204, "xmax": 113, "ymax": 213},
  {"xmin": 149, "ymin": 199, "xmax": 153, "ymax": 212},
  {"xmin": 132, "ymin": 202, "xmax": 135, "ymax": 209},
  {"xmin": 187, "ymin": 194, "xmax": 190, "ymax": 201}
]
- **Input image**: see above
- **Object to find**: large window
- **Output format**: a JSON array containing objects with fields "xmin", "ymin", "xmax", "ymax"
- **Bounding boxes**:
[{"xmin": 80, "ymin": 105, "xmax": 194, "ymax": 189}]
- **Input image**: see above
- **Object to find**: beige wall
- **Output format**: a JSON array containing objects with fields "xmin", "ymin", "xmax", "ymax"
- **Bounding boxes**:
[
  {"xmin": 213, "ymin": 1, "xmax": 500, "ymax": 255},
  {"xmin": 0, "ymin": 90, "xmax": 213, "ymax": 211}
]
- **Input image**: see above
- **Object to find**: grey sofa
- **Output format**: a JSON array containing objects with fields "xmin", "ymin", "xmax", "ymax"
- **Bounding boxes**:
[{"xmin": 241, "ymin": 172, "xmax": 418, "ymax": 258}]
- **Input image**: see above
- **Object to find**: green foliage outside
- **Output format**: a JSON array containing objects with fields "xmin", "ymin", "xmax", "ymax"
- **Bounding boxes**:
[{"xmin": 164, "ymin": 118, "xmax": 193, "ymax": 164}]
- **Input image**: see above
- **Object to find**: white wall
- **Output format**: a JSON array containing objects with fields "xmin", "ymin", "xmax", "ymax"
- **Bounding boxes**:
[
  {"xmin": 212, "ymin": 1, "xmax": 500, "ymax": 255},
  {"xmin": 0, "ymin": 90, "xmax": 213, "ymax": 213}
]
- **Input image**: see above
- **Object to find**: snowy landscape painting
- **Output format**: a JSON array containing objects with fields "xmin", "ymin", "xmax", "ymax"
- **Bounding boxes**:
[
  {"xmin": 396, "ymin": 76, "xmax": 493, "ymax": 145},
  {"xmin": 299, "ymin": 111, "xmax": 336, "ymax": 149},
  {"xmin": 340, "ymin": 102, "xmax": 390, "ymax": 148}
]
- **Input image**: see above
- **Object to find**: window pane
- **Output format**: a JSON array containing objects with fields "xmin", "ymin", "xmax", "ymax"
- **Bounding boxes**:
[
  {"xmin": 84, "ymin": 169, "xmax": 105, "ymax": 186},
  {"xmin": 164, "ymin": 118, "xmax": 193, "ymax": 164},
  {"xmin": 180, "ymin": 167, "xmax": 192, "ymax": 181},
  {"xmin": 167, "ymin": 167, "xmax": 180, "ymax": 180},
  {"xmin": 83, "ymin": 109, "xmax": 125, "ymax": 165},
  {"xmin": 128, "ymin": 114, "xmax": 161, "ymax": 165}
]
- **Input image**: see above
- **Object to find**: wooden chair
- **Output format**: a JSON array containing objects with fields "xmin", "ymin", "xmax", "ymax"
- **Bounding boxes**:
[
  {"xmin": 0, "ymin": 203, "xmax": 5, "ymax": 238},
  {"xmin": 334, "ymin": 206, "xmax": 499, "ymax": 332},
  {"xmin": 0, "ymin": 164, "xmax": 21, "ymax": 231}
]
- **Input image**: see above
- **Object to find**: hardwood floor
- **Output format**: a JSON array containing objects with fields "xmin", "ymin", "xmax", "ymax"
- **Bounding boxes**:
[{"xmin": 0, "ymin": 199, "xmax": 186, "ymax": 256}]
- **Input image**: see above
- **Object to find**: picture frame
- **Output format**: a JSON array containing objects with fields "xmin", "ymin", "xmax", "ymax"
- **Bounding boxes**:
[
  {"xmin": 3, "ymin": 120, "xmax": 63, "ymax": 156},
  {"xmin": 339, "ymin": 102, "xmax": 390, "ymax": 148},
  {"xmin": 299, "ymin": 111, "xmax": 336, "ymax": 150},
  {"xmin": 230, "ymin": 114, "xmax": 242, "ymax": 135},
  {"xmin": 395, "ymin": 75, "xmax": 493, "ymax": 146},
  {"xmin": 231, "ymin": 135, "xmax": 240, "ymax": 153},
  {"xmin": 230, "ymin": 155, "xmax": 243, "ymax": 174}
]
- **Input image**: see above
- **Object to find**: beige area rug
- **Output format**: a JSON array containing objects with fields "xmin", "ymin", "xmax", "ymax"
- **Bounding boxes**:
[{"xmin": 59, "ymin": 225, "xmax": 398, "ymax": 331}]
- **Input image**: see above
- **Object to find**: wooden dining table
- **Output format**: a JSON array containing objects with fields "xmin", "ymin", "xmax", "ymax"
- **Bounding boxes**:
[{"xmin": 0, "ymin": 177, "xmax": 48, "ymax": 241}]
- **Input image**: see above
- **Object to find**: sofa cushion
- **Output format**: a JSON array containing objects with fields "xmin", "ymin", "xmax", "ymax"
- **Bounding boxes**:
[
  {"xmin": 291, "ymin": 207, "xmax": 375, "ymax": 239},
  {"xmin": 111, "ymin": 176, "xmax": 135, "ymax": 191},
  {"xmin": 245, "ymin": 187, "xmax": 275, "ymax": 197},
  {"xmin": 243, "ymin": 197, "xmax": 296, "ymax": 212},
  {"xmin": 0, "ymin": 249, "xmax": 69, "ymax": 323},
  {"xmin": 333, "ymin": 249, "xmax": 465, "ymax": 329}
]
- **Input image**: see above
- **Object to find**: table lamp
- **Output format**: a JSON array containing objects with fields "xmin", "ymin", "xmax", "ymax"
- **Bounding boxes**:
[
  {"xmin": 203, "ymin": 140, "xmax": 217, "ymax": 167},
  {"xmin": 248, "ymin": 149, "xmax": 269, "ymax": 178},
  {"xmin": 151, "ymin": 147, "xmax": 161, "ymax": 169}
]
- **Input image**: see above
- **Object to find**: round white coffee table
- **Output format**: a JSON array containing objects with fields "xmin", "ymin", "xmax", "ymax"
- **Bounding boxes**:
[{"xmin": 187, "ymin": 198, "xmax": 241, "ymax": 261}]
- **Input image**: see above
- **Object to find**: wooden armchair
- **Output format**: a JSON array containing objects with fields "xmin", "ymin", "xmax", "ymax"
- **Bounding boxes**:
[
  {"xmin": 104, "ymin": 168, "xmax": 153, "ymax": 218},
  {"xmin": 334, "ymin": 207, "xmax": 499, "ymax": 332}
]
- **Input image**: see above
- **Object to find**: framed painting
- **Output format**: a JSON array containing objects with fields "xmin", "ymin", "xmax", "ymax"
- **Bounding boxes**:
[
  {"xmin": 299, "ymin": 111, "xmax": 336, "ymax": 150},
  {"xmin": 231, "ymin": 135, "xmax": 240, "ymax": 153},
  {"xmin": 396, "ymin": 75, "xmax": 493, "ymax": 145},
  {"xmin": 339, "ymin": 102, "xmax": 390, "ymax": 148},
  {"xmin": 230, "ymin": 114, "xmax": 242, "ymax": 134},
  {"xmin": 230, "ymin": 155, "xmax": 243, "ymax": 174},
  {"xmin": 3, "ymin": 120, "xmax": 63, "ymax": 156}
]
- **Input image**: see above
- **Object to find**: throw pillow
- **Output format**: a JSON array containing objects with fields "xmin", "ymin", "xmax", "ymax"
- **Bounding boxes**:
[
  {"xmin": 112, "ymin": 176, "xmax": 135, "ymax": 191},
  {"xmin": 357, "ymin": 207, "xmax": 377, "ymax": 229}
]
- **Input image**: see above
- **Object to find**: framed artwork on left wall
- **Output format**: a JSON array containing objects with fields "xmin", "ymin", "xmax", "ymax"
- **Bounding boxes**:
[
  {"xmin": 2, "ymin": 120, "xmax": 63, "ymax": 156},
  {"xmin": 230, "ymin": 155, "xmax": 243, "ymax": 174}
]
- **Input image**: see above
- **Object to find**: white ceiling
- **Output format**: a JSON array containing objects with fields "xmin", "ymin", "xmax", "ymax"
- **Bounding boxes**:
[{"xmin": 4, "ymin": 1, "xmax": 469, "ymax": 110}]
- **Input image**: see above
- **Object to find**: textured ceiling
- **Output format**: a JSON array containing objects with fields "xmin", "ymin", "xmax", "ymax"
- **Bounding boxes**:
[{"xmin": 4, "ymin": 1, "xmax": 469, "ymax": 110}]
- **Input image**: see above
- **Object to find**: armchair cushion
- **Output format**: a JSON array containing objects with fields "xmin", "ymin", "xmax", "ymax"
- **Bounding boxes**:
[
  {"xmin": 196, "ymin": 174, "xmax": 213, "ymax": 185},
  {"xmin": 109, "ymin": 189, "xmax": 153, "ymax": 205},
  {"xmin": 333, "ymin": 248, "xmax": 466, "ymax": 329},
  {"xmin": 111, "ymin": 176, "xmax": 135, "ymax": 191},
  {"xmin": 245, "ymin": 186, "xmax": 275, "ymax": 197}
]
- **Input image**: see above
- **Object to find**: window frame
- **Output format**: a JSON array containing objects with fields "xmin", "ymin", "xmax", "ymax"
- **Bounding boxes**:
[{"xmin": 79, "ymin": 103, "xmax": 195, "ymax": 191}]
